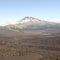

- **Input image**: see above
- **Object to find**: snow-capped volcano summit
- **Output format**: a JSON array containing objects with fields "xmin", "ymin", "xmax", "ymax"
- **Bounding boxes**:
[
  {"xmin": 13, "ymin": 17, "xmax": 49, "ymax": 29},
  {"xmin": 17, "ymin": 17, "xmax": 42, "ymax": 24},
  {"xmin": 3, "ymin": 17, "xmax": 60, "ymax": 33}
]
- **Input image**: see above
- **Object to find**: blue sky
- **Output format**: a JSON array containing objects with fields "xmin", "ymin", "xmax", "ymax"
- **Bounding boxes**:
[{"xmin": 0, "ymin": 0, "xmax": 60, "ymax": 25}]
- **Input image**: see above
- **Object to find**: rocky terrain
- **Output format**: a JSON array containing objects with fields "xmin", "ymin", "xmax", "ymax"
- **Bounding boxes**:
[{"xmin": 0, "ymin": 17, "xmax": 60, "ymax": 60}]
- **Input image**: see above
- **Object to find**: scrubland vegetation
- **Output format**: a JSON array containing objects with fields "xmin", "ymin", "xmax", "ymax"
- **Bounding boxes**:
[{"xmin": 0, "ymin": 33, "xmax": 60, "ymax": 60}]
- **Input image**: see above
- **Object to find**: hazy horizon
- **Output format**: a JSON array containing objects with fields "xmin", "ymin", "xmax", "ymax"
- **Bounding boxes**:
[{"xmin": 0, "ymin": 0, "xmax": 60, "ymax": 25}]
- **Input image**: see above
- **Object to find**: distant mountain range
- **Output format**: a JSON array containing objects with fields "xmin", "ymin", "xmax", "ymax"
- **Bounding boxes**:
[{"xmin": 0, "ymin": 17, "xmax": 60, "ymax": 34}]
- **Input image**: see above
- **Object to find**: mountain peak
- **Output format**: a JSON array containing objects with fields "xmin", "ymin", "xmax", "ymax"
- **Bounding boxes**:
[
  {"xmin": 22, "ymin": 16, "xmax": 36, "ymax": 19},
  {"xmin": 18, "ymin": 17, "xmax": 41, "ymax": 24},
  {"xmin": 4, "ymin": 17, "xmax": 60, "ymax": 33},
  {"xmin": 22, "ymin": 17, "xmax": 40, "ymax": 21}
]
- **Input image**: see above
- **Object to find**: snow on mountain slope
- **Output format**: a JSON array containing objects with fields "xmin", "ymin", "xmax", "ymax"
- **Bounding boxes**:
[
  {"xmin": 3, "ymin": 17, "xmax": 60, "ymax": 33},
  {"xmin": 18, "ymin": 17, "xmax": 41, "ymax": 23},
  {"xmin": 12, "ymin": 17, "xmax": 59, "ymax": 29},
  {"xmin": 17, "ymin": 17, "xmax": 48, "ymax": 25},
  {"xmin": 13, "ymin": 17, "xmax": 50, "ymax": 29}
]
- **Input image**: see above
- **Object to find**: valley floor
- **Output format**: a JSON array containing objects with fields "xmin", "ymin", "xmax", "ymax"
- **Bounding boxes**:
[{"xmin": 0, "ymin": 33, "xmax": 60, "ymax": 60}]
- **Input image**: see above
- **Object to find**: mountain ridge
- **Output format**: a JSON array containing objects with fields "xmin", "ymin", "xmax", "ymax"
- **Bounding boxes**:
[{"xmin": 0, "ymin": 17, "xmax": 60, "ymax": 34}]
